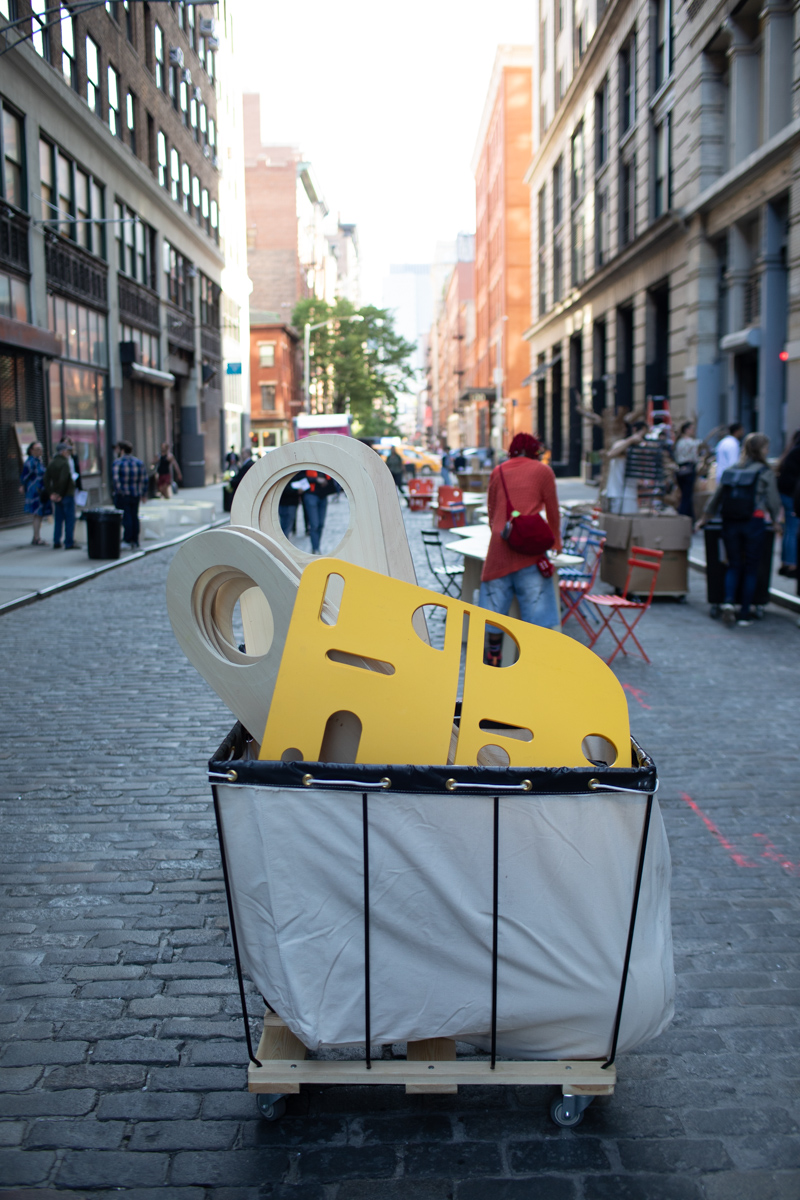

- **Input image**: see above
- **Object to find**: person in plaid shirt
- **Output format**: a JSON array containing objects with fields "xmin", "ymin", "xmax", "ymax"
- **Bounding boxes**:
[{"xmin": 112, "ymin": 440, "xmax": 148, "ymax": 549}]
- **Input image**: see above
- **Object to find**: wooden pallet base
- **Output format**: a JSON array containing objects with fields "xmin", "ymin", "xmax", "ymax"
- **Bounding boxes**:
[{"xmin": 247, "ymin": 1014, "xmax": 616, "ymax": 1097}]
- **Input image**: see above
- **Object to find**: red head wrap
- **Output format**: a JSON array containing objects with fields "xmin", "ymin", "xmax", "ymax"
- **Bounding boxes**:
[{"xmin": 508, "ymin": 432, "xmax": 543, "ymax": 460}]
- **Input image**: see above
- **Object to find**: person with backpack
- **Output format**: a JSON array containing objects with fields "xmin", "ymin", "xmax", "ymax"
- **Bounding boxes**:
[{"xmin": 697, "ymin": 432, "xmax": 782, "ymax": 626}]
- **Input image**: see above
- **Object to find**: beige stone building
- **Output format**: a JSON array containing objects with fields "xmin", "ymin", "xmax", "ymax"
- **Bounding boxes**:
[{"xmin": 526, "ymin": 0, "xmax": 799, "ymax": 478}]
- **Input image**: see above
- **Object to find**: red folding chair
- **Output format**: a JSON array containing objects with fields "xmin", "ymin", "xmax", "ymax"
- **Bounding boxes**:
[
  {"xmin": 585, "ymin": 546, "xmax": 664, "ymax": 665},
  {"xmin": 560, "ymin": 535, "xmax": 606, "ymax": 637},
  {"xmin": 436, "ymin": 485, "xmax": 466, "ymax": 529}
]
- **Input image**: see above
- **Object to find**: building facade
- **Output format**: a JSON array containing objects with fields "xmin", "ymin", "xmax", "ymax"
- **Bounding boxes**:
[
  {"xmin": 248, "ymin": 321, "xmax": 300, "ymax": 450},
  {"xmin": 0, "ymin": 0, "xmax": 250, "ymax": 520},
  {"xmin": 472, "ymin": 45, "xmax": 533, "ymax": 452},
  {"xmin": 429, "ymin": 258, "xmax": 476, "ymax": 449},
  {"xmin": 527, "ymin": 0, "xmax": 799, "ymax": 479}
]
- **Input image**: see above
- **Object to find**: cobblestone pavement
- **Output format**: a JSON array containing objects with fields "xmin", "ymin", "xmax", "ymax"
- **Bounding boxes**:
[{"xmin": 0, "ymin": 496, "xmax": 798, "ymax": 1199}]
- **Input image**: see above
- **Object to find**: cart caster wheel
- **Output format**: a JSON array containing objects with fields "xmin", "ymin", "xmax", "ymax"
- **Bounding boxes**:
[
  {"xmin": 257, "ymin": 1094, "xmax": 286, "ymax": 1122},
  {"xmin": 550, "ymin": 1094, "xmax": 592, "ymax": 1128}
]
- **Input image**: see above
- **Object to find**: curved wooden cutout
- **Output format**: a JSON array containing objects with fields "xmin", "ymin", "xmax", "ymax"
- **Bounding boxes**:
[{"xmin": 166, "ymin": 528, "xmax": 299, "ymax": 738}]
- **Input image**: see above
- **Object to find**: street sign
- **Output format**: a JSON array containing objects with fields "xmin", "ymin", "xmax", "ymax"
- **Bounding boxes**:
[{"xmin": 226, "ymin": 362, "xmax": 242, "ymax": 375}]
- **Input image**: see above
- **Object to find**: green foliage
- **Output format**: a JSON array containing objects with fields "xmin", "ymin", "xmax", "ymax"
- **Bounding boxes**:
[{"xmin": 292, "ymin": 298, "xmax": 417, "ymax": 437}]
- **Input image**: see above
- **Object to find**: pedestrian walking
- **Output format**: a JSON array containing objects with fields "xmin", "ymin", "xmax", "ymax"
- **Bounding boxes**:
[
  {"xmin": 300, "ymin": 470, "xmax": 336, "ymax": 554},
  {"xmin": 479, "ymin": 432, "xmax": 562, "ymax": 664},
  {"xmin": 453, "ymin": 449, "xmax": 467, "ymax": 473},
  {"xmin": 672, "ymin": 420, "xmax": 703, "ymax": 518},
  {"xmin": 697, "ymin": 432, "xmax": 783, "ymax": 626},
  {"xmin": 154, "ymin": 442, "xmax": 182, "ymax": 500},
  {"xmin": 776, "ymin": 430, "xmax": 800, "ymax": 578},
  {"xmin": 715, "ymin": 422, "xmax": 744, "ymax": 484},
  {"xmin": 440, "ymin": 446, "xmax": 454, "ymax": 487},
  {"xmin": 386, "ymin": 447, "xmax": 407, "ymax": 504},
  {"xmin": 225, "ymin": 445, "xmax": 240, "ymax": 471},
  {"xmin": 19, "ymin": 441, "xmax": 50, "ymax": 544},
  {"xmin": 42, "ymin": 440, "xmax": 79, "ymax": 549},
  {"xmin": 603, "ymin": 421, "xmax": 647, "ymax": 514},
  {"xmin": 112, "ymin": 440, "xmax": 148, "ymax": 550},
  {"xmin": 278, "ymin": 472, "xmax": 304, "ymax": 538}
]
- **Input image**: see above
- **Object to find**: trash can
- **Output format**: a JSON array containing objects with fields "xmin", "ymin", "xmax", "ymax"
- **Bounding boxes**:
[
  {"xmin": 209, "ymin": 723, "xmax": 673, "ymax": 1127},
  {"xmin": 703, "ymin": 518, "xmax": 775, "ymax": 617},
  {"xmin": 83, "ymin": 507, "xmax": 123, "ymax": 560}
]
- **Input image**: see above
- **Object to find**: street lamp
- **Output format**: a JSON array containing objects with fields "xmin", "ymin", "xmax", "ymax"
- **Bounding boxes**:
[{"xmin": 304, "ymin": 314, "xmax": 364, "ymax": 413}]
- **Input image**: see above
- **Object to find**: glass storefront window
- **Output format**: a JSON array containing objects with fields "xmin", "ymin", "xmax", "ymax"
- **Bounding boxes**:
[
  {"xmin": 0, "ymin": 270, "xmax": 30, "ymax": 322},
  {"xmin": 48, "ymin": 296, "xmax": 106, "ymax": 367},
  {"xmin": 63, "ymin": 366, "xmax": 102, "ymax": 476}
]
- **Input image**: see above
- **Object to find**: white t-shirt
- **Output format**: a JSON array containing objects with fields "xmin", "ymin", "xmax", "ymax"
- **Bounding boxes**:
[{"xmin": 716, "ymin": 435, "xmax": 741, "ymax": 482}]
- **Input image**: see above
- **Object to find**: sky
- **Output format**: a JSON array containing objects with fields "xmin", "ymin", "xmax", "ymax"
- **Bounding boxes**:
[{"xmin": 235, "ymin": 0, "xmax": 533, "ymax": 304}]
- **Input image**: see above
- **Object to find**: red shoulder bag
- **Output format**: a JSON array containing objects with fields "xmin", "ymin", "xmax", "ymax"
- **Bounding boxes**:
[{"xmin": 498, "ymin": 465, "xmax": 555, "ymax": 558}]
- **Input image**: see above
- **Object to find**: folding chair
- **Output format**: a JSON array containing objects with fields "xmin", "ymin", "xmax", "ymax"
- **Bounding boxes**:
[
  {"xmin": 436, "ymin": 486, "xmax": 467, "ymax": 530},
  {"xmin": 584, "ymin": 546, "xmax": 664, "ymax": 665},
  {"xmin": 420, "ymin": 530, "xmax": 463, "ymax": 599},
  {"xmin": 560, "ymin": 534, "xmax": 606, "ymax": 637}
]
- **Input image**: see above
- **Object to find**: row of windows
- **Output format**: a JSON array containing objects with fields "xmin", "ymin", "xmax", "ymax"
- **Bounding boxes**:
[
  {"xmin": 153, "ymin": 21, "xmax": 217, "ymax": 153},
  {"xmin": 156, "ymin": 130, "xmax": 219, "ymax": 240}
]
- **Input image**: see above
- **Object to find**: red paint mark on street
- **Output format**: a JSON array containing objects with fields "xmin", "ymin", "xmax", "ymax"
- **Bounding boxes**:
[
  {"xmin": 752, "ymin": 833, "xmax": 800, "ymax": 877},
  {"xmin": 622, "ymin": 684, "xmax": 651, "ymax": 709},
  {"xmin": 679, "ymin": 792, "xmax": 758, "ymax": 868}
]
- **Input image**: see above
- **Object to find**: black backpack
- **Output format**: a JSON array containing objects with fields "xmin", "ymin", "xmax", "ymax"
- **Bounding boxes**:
[{"xmin": 719, "ymin": 466, "xmax": 763, "ymax": 521}]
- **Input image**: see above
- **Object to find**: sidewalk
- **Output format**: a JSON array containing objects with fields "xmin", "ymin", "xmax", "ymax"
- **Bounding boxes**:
[{"xmin": 0, "ymin": 483, "xmax": 227, "ymax": 611}]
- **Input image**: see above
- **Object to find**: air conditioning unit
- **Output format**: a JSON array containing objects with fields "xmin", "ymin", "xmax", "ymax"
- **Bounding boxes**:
[
  {"xmin": 206, "ymin": 37, "xmax": 220, "ymax": 51},
  {"xmin": 168, "ymin": 46, "xmax": 184, "ymax": 68},
  {"xmin": 199, "ymin": 18, "xmax": 215, "ymax": 36},
  {"xmin": 202, "ymin": 145, "xmax": 211, "ymax": 159},
  {"xmin": 193, "ymin": 87, "xmax": 202, "ymax": 101},
  {"xmin": 211, "ymin": 153, "xmax": 219, "ymax": 170},
  {"xmin": 181, "ymin": 68, "xmax": 192, "ymax": 85}
]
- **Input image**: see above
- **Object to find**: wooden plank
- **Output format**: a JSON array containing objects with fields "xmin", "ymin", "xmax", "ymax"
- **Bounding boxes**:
[
  {"xmin": 247, "ymin": 1058, "xmax": 616, "ymax": 1092},
  {"xmin": 406, "ymin": 1037, "xmax": 458, "ymax": 1094},
  {"xmin": 251, "ymin": 1013, "xmax": 306, "ymax": 1093}
]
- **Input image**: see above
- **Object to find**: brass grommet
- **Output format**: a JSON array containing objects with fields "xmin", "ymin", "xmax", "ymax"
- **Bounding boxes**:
[
  {"xmin": 226, "ymin": 770, "xmax": 238, "ymax": 783},
  {"xmin": 588, "ymin": 778, "xmax": 600, "ymax": 791},
  {"xmin": 302, "ymin": 773, "xmax": 313, "ymax": 787},
  {"xmin": 521, "ymin": 779, "xmax": 532, "ymax": 792},
  {"xmin": 445, "ymin": 778, "xmax": 456, "ymax": 792},
  {"xmin": 380, "ymin": 777, "xmax": 391, "ymax": 790}
]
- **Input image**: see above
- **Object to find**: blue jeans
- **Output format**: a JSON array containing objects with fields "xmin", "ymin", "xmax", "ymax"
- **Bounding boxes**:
[
  {"xmin": 53, "ymin": 495, "xmax": 76, "ymax": 547},
  {"xmin": 479, "ymin": 564, "xmax": 560, "ymax": 630},
  {"xmin": 676, "ymin": 466, "xmax": 696, "ymax": 517},
  {"xmin": 302, "ymin": 492, "xmax": 328, "ymax": 553},
  {"xmin": 279, "ymin": 504, "xmax": 297, "ymax": 538},
  {"xmin": 722, "ymin": 516, "xmax": 766, "ymax": 618},
  {"xmin": 114, "ymin": 494, "xmax": 141, "ymax": 545},
  {"xmin": 780, "ymin": 494, "xmax": 798, "ymax": 568}
]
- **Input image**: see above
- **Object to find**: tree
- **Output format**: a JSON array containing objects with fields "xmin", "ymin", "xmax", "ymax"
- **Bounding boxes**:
[{"xmin": 292, "ymin": 297, "xmax": 417, "ymax": 437}]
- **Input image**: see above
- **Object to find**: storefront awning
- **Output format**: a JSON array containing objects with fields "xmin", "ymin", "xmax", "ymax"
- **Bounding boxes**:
[
  {"xmin": 0, "ymin": 315, "xmax": 61, "ymax": 357},
  {"xmin": 125, "ymin": 363, "xmax": 176, "ymax": 388}
]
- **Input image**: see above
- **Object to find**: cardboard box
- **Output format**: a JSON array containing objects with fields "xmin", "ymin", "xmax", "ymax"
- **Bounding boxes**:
[{"xmin": 599, "ymin": 514, "xmax": 692, "ymax": 595}]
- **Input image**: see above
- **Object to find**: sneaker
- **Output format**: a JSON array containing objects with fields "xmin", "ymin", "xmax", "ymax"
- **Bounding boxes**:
[
  {"xmin": 737, "ymin": 618, "xmax": 754, "ymax": 627},
  {"xmin": 721, "ymin": 603, "xmax": 736, "ymax": 625},
  {"xmin": 52, "ymin": 542, "xmax": 61, "ymax": 549},
  {"xmin": 63, "ymin": 544, "xmax": 81, "ymax": 550}
]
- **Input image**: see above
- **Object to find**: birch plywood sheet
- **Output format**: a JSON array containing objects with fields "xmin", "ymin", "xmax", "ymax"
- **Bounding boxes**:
[
  {"xmin": 229, "ymin": 436, "xmax": 414, "ymax": 582},
  {"xmin": 261, "ymin": 560, "xmax": 630, "ymax": 769},
  {"xmin": 166, "ymin": 528, "xmax": 298, "ymax": 739},
  {"xmin": 260, "ymin": 559, "xmax": 463, "ymax": 766}
]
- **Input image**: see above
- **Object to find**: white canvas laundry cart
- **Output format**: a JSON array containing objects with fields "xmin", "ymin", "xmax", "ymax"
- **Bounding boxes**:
[{"xmin": 209, "ymin": 723, "xmax": 673, "ymax": 1126}]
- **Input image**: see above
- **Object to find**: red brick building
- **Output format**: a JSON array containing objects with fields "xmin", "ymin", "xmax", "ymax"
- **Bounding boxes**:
[
  {"xmin": 434, "ymin": 260, "xmax": 475, "ymax": 448},
  {"xmin": 472, "ymin": 47, "xmax": 533, "ymax": 450},
  {"xmin": 248, "ymin": 323, "xmax": 300, "ymax": 450}
]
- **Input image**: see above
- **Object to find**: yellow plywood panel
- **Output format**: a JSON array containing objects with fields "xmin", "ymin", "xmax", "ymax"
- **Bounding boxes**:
[
  {"xmin": 456, "ymin": 609, "xmax": 630, "ymax": 768},
  {"xmin": 260, "ymin": 559, "xmax": 462, "ymax": 765},
  {"xmin": 260, "ymin": 560, "xmax": 630, "ymax": 768}
]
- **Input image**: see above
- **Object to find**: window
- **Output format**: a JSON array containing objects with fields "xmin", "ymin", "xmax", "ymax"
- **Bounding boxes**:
[
  {"xmin": 210, "ymin": 198, "xmax": 218, "ymax": 243},
  {"xmin": 126, "ymin": 91, "xmax": 136, "ymax": 155},
  {"xmin": 181, "ymin": 161, "xmax": 190, "ymax": 213},
  {"xmin": 180, "ymin": 77, "xmax": 188, "ymax": 125},
  {"xmin": 199, "ymin": 102, "xmax": 207, "ymax": 144},
  {"xmin": 571, "ymin": 123, "xmax": 584, "ymax": 203},
  {"xmin": 154, "ymin": 23, "xmax": 165, "ymax": 90},
  {"xmin": 75, "ymin": 168, "xmax": 90, "ymax": 250},
  {"xmin": 190, "ymin": 93, "xmax": 198, "ymax": 140},
  {"xmin": 654, "ymin": 117, "xmax": 670, "ymax": 216},
  {"xmin": 169, "ymin": 61, "xmax": 178, "ymax": 108},
  {"xmin": 108, "ymin": 66, "xmax": 121, "ymax": 137},
  {"xmin": 31, "ymin": 0, "xmax": 50, "ymax": 60},
  {"xmin": 595, "ymin": 187, "xmax": 609, "ymax": 267},
  {"xmin": 620, "ymin": 155, "xmax": 635, "ymax": 246},
  {"xmin": 157, "ymin": 130, "xmax": 168, "ymax": 189},
  {"xmin": 115, "ymin": 206, "xmax": 155, "ymax": 289},
  {"xmin": 56, "ymin": 149, "xmax": 72, "ymax": 238},
  {"xmin": 0, "ymin": 269, "xmax": 30, "ymax": 322},
  {"xmin": 553, "ymin": 240, "xmax": 563, "ymax": 304},
  {"xmin": 39, "ymin": 138, "xmax": 54, "ymax": 223},
  {"xmin": 48, "ymin": 296, "xmax": 108, "ymax": 369},
  {"xmin": 552, "ymin": 157, "xmax": 563, "ymax": 228},
  {"xmin": 122, "ymin": 0, "xmax": 132, "ymax": 42},
  {"xmin": 170, "ymin": 147, "xmax": 180, "ymax": 202},
  {"xmin": 595, "ymin": 80, "xmax": 608, "ymax": 169},
  {"xmin": 136, "ymin": 219, "xmax": 155, "ymax": 289},
  {"xmin": 201, "ymin": 187, "xmax": 209, "ymax": 232},
  {"xmin": 192, "ymin": 173, "xmax": 200, "ymax": 220},
  {"xmin": 86, "ymin": 37, "xmax": 101, "ymax": 115},
  {"xmin": 260, "ymin": 384, "xmax": 277, "ymax": 411},
  {"xmin": 259, "ymin": 343, "xmax": 275, "ymax": 368},
  {"xmin": 571, "ymin": 208, "xmax": 584, "ymax": 286},
  {"xmin": 186, "ymin": 2, "xmax": 195, "ymax": 49},
  {"xmin": 207, "ymin": 48, "xmax": 215, "ymax": 83},
  {"xmin": 40, "ymin": 137, "xmax": 105, "ymax": 255},
  {"xmin": 1, "ymin": 105, "xmax": 24, "ymax": 210},
  {"xmin": 121, "ymin": 324, "xmax": 159, "ymax": 369},
  {"xmin": 0, "ymin": 1, "xmax": 12, "ymax": 17},
  {"xmin": 619, "ymin": 36, "xmax": 635, "ymax": 135},
  {"xmin": 654, "ymin": 0, "xmax": 672, "ymax": 91},
  {"xmin": 164, "ymin": 241, "xmax": 194, "ymax": 313},
  {"xmin": 538, "ymin": 186, "xmax": 547, "ymax": 316},
  {"xmin": 60, "ymin": 7, "xmax": 75, "ymax": 88},
  {"xmin": 208, "ymin": 117, "xmax": 216, "ymax": 153},
  {"xmin": 199, "ymin": 273, "xmax": 219, "ymax": 327}
]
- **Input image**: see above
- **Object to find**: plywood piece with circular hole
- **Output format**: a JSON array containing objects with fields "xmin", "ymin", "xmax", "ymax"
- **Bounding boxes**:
[
  {"xmin": 166, "ymin": 528, "xmax": 299, "ymax": 738},
  {"xmin": 228, "ymin": 526, "xmax": 301, "ymax": 657},
  {"xmin": 455, "ymin": 610, "xmax": 630, "ymax": 769},
  {"xmin": 260, "ymin": 558, "xmax": 463, "ymax": 765},
  {"xmin": 230, "ymin": 436, "xmax": 414, "ymax": 582}
]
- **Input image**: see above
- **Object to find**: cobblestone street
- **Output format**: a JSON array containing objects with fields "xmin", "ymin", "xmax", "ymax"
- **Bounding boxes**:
[{"xmin": 0, "ymin": 501, "xmax": 798, "ymax": 1199}]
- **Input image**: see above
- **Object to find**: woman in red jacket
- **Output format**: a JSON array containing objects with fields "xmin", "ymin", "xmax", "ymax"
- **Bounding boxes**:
[{"xmin": 479, "ymin": 433, "xmax": 562, "ymax": 665}]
